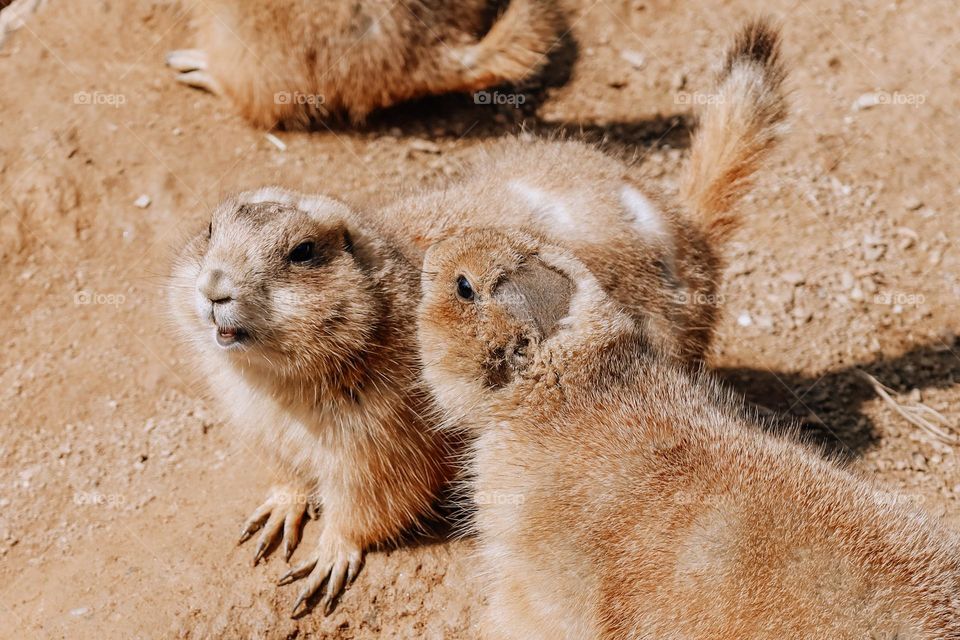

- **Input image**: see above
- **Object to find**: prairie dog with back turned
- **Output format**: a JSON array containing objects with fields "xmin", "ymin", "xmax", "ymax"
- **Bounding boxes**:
[
  {"xmin": 166, "ymin": 0, "xmax": 562, "ymax": 128},
  {"xmin": 381, "ymin": 18, "xmax": 787, "ymax": 364},
  {"xmin": 416, "ymin": 226, "xmax": 960, "ymax": 640}
]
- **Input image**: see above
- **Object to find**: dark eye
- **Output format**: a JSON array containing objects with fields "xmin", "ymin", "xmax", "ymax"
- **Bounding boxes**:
[
  {"xmin": 456, "ymin": 275, "xmax": 475, "ymax": 302},
  {"xmin": 207, "ymin": 222, "xmax": 212, "ymax": 239},
  {"xmin": 289, "ymin": 241, "xmax": 315, "ymax": 263}
]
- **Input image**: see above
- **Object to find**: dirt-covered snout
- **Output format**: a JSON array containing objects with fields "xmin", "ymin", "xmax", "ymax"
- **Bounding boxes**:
[{"xmin": 175, "ymin": 195, "xmax": 371, "ymax": 361}]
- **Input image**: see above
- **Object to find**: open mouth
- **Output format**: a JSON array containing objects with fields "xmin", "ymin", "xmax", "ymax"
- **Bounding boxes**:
[{"xmin": 215, "ymin": 326, "xmax": 248, "ymax": 348}]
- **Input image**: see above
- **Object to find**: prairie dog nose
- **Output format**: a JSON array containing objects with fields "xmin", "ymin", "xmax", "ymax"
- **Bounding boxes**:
[{"xmin": 198, "ymin": 268, "xmax": 238, "ymax": 304}]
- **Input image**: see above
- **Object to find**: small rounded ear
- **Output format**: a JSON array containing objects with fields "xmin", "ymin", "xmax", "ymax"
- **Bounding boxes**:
[{"xmin": 491, "ymin": 257, "xmax": 575, "ymax": 340}]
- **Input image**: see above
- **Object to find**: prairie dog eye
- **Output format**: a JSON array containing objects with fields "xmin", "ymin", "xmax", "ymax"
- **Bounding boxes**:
[
  {"xmin": 289, "ymin": 241, "xmax": 315, "ymax": 263},
  {"xmin": 456, "ymin": 275, "xmax": 475, "ymax": 302},
  {"xmin": 207, "ymin": 222, "xmax": 212, "ymax": 239}
]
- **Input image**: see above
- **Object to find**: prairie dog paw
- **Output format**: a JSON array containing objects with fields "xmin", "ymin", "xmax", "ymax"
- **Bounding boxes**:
[
  {"xmin": 165, "ymin": 49, "xmax": 221, "ymax": 94},
  {"xmin": 278, "ymin": 531, "xmax": 363, "ymax": 616},
  {"xmin": 237, "ymin": 485, "xmax": 309, "ymax": 564}
]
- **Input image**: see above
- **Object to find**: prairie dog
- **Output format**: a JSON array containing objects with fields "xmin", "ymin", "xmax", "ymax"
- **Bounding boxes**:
[
  {"xmin": 166, "ymin": 0, "xmax": 562, "ymax": 128},
  {"xmin": 416, "ymin": 227, "xmax": 960, "ymax": 640},
  {"xmin": 382, "ymin": 18, "xmax": 787, "ymax": 364},
  {"xmin": 170, "ymin": 188, "xmax": 453, "ymax": 614}
]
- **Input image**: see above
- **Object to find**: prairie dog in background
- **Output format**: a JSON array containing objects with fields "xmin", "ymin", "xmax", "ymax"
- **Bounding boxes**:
[
  {"xmin": 170, "ymin": 190, "xmax": 453, "ymax": 614},
  {"xmin": 416, "ymin": 227, "xmax": 960, "ymax": 640},
  {"xmin": 166, "ymin": 0, "xmax": 562, "ymax": 128},
  {"xmin": 381, "ymin": 18, "xmax": 787, "ymax": 364}
]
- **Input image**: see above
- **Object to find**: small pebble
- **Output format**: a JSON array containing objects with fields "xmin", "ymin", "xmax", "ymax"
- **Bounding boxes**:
[
  {"xmin": 133, "ymin": 194, "xmax": 151, "ymax": 209},
  {"xmin": 902, "ymin": 196, "xmax": 923, "ymax": 211},
  {"xmin": 781, "ymin": 271, "xmax": 805, "ymax": 286},
  {"xmin": 852, "ymin": 92, "xmax": 883, "ymax": 111},
  {"xmin": 408, "ymin": 139, "xmax": 441, "ymax": 154},
  {"xmin": 792, "ymin": 308, "xmax": 813, "ymax": 324},
  {"xmin": 620, "ymin": 49, "xmax": 645, "ymax": 69},
  {"xmin": 840, "ymin": 271, "xmax": 855, "ymax": 290}
]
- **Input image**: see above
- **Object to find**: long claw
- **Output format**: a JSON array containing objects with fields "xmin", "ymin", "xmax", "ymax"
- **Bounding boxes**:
[
  {"xmin": 174, "ymin": 70, "xmax": 221, "ymax": 94},
  {"xmin": 165, "ymin": 48, "xmax": 208, "ymax": 72},
  {"xmin": 253, "ymin": 540, "xmax": 268, "ymax": 566},
  {"xmin": 283, "ymin": 511, "xmax": 302, "ymax": 560},
  {"xmin": 238, "ymin": 529, "xmax": 253, "ymax": 545},
  {"xmin": 346, "ymin": 557, "xmax": 361, "ymax": 585},
  {"xmin": 326, "ymin": 563, "xmax": 348, "ymax": 603},
  {"xmin": 322, "ymin": 594, "xmax": 335, "ymax": 616},
  {"xmin": 278, "ymin": 560, "xmax": 316, "ymax": 586},
  {"xmin": 291, "ymin": 591, "xmax": 309, "ymax": 617}
]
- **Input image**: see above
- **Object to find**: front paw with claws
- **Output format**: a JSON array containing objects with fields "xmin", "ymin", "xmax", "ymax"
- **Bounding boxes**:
[
  {"xmin": 238, "ymin": 485, "xmax": 309, "ymax": 565},
  {"xmin": 278, "ymin": 531, "xmax": 363, "ymax": 617}
]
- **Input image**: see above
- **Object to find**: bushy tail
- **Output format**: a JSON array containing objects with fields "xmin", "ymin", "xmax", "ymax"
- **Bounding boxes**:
[
  {"xmin": 681, "ymin": 18, "xmax": 788, "ymax": 244},
  {"xmin": 456, "ymin": 0, "xmax": 563, "ymax": 90}
]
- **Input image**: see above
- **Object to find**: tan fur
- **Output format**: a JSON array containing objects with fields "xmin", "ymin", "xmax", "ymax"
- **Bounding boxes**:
[
  {"xmin": 681, "ymin": 18, "xmax": 788, "ymax": 244},
  {"xmin": 170, "ymin": 187, "xmax": 453, "ymax": 611},
  {"xmin": 416, "ymin": 228, "xmax": 960, "ymax": 640},
  {"xmin": 180, "ymin": 0, "xmax": 561, "ymax": 128},
  {"xmin": 382, "ymin": 20, "xmax": 787, "ymax": 365}
]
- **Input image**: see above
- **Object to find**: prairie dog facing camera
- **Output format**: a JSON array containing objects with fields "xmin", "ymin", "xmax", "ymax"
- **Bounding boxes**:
[
  {"xmin": 170, "ymin": 188, "xmax": 453, "ymax": 615},
  {"xmin": 383, "ymin": 18, "xmax": 787, "ymax": 365},
  {"xmin": 166, "ymin": 0, "xmax": 562, "ymax": 128},
  {"xmin": 416, "ymin": 227, "xmax": 960, "ymax": 640}
]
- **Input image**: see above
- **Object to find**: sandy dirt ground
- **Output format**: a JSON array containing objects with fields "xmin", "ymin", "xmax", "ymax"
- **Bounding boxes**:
[{"xmin": 1, "ymin": 0, "xmax": 958, "ymax": 638}]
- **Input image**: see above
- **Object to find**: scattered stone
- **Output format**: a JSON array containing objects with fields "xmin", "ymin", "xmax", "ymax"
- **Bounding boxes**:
[
  {"xmin": 736, "ymin": 312, "xmax": 753, "ymax": 327},
  {"xmin": 264, "ymin": 132, "xmax": 286, "ymax": 151},
  {"xmin": 862, "ymin": 234, "xmax": 887, "ymax": 261},
  {"xmin": 792, "ymin": 308, "xmax": 813, "ymax": 324},
  {"xmin": 620, "ymin": 49, "xmax": 645, "ymax": 69},
  {"xmin": 895, "ymin": 227, "xmax": 918, "ymax": 250},
  {"xmin": 903, "ymin": 195, "xmax": 923, "ymax": 211},
  {"xmin": 911, "ymin": 453, "xmax": 927, "ymax": 469},
  {"xmin": 133, "ymin": 194, "xmax": 151, "ymax": 209},
  {"xmin": 840, "ymin": 271, "xmax": 856, "ymax": 290},
  {"xmin": 69, "ymin": 607, "xmax": 90, "ymax": 618},
  {"xmin": 408, "ymin": 139, "xmax": 441, "ymax": 154},
  {"xmin": 852, "ymin": 92, "xmax": 883, "ymax": 111},
  {"xmin": 781, "ymin": 271, "xmax": 805, "ymax": 286}
]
